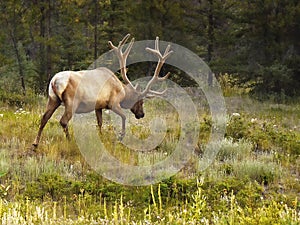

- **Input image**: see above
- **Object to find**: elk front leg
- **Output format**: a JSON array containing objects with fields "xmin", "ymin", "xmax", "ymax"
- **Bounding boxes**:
[
  {"xmin": 95, "ymin": 109, "xmax": 103, "ymax": 132},
  {"xmin": 111, "ymin": 104, "xmax": 126, "ymax": 140},
  {"xmin": 32, "ymin": 97, "xmax": 60, "ymax": 149}
]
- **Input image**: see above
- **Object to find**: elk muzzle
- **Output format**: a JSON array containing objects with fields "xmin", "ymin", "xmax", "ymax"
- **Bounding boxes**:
[
  {"xmin": 134, "ymin": 112, "xmax": 145, "ymax": 119},
  {"xmin": 130, "ymin": 99, "xmax": 144, "ymax": 119}
]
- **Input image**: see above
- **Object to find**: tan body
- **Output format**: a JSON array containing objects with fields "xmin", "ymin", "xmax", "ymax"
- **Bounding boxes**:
[
  {"xmin": 32, "ymin": 34, "xmax": 172, "ymax": 148},
  {"xmin": 51, "ymin": 68, "xmax": 124, "ymax": 112}
]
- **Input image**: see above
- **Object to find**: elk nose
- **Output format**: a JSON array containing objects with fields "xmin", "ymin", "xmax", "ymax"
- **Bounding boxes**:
[{"xmin": 135, "ymin": 113, "xmax": 144, "ymax": 119}]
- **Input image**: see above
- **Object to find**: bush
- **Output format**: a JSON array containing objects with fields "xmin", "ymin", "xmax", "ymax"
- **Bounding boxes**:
[
  {"xmin": 0, "ymin": 89, "xmax": 43, "ymax": 108},
  {"xmin": 226, "ymin": 113, "xmax": 300, "ymax": 157},
  {"xmin": 232, "ymin": 160, "xmax": 281, "ymax": 185},
  {"xmin": 217, "ymin": 138, "xmax": 253, "ymax": 161}
]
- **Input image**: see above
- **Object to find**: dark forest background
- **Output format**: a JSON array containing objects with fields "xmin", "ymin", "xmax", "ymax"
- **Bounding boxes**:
[{"xmin": 0, "ymin": 0, "xmax": 299, "ymax": 99}]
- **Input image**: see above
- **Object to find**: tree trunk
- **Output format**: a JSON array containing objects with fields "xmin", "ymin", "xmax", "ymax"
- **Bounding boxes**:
[
  {"xmin": 93, "ymin": 0, "xmax": 99, "ymax": 69},
  {"xmin": 6, "ymin": 18, "xmax": 26, "ymax": 95},
  {"xmin": 207, "ymin": 0, "xmax": 214, "ymax": 86},
  {"xmin": 46, "ymin": 0, "xmax": 52, "ymax": 88},
  {"xmin": 13, "ymin": 40, "xmax": 26, "ymax": 95},
  {"xmin": 39, "ymin": 4, "xmax": 46, "ymax": 93}
]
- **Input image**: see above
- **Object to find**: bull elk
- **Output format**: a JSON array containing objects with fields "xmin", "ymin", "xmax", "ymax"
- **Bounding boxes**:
[{"xmin": 32, "ymin": 34, "xmax": 173, "ymax": 148}]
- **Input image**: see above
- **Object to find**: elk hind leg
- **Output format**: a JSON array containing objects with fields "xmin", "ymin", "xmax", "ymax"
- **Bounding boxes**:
[
  {"xmin": 33, "ymin": 97, "xmax": 61, "ymax": 148},
  {"xmin": 95, "ymin": 109, "xmax": 103, "ymax": 132},
  {"xmin": 60, "ymin": 105, "xmax": 73, "ymax": 140}
]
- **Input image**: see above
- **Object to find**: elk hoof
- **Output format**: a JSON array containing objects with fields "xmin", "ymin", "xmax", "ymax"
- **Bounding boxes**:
[
  {"xmin": 118, "ymin": 132, "xmax": 125, "ymax": 141},
  {"xmin": 30, "ymin": 143, "xmax": 38, "ymax": 152}
]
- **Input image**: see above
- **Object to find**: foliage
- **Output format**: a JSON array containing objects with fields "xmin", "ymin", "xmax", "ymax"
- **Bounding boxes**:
[
  {"xmin": 0, "ymin": 180, "xmax": 299, "ymax": 224},
  {"xmin": 226, "ymin": 112, "xmax": 300, "ymax": 157},
  {"xmin": 0, "ymin": 1, "xmax": 299, "ymax": 98},
  {"xmin": 0, "ymin": 93, "xmax": 300, "ymax": 223}
]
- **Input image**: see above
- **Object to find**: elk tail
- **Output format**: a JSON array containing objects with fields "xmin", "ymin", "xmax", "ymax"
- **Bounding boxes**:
[{"xmin": 49, "ymin": 79, "xmax": 63, "ymax": 102}]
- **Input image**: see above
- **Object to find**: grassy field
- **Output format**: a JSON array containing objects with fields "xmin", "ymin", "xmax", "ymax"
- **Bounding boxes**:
[{"xmin": 0, "ymin": 93, "xmax": 299, "ymax": 224}]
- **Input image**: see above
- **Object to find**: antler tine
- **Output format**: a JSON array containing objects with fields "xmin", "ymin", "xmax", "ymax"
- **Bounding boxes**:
[
  {"xmin": 145, "ymin": 47, "xmax": 161, "ymax": 58},
  {"xmin": 108, "ymin": 34, "xmax": 135, "ymax": 87},
  {"xmin": 118, "ymin": 33, "xmax": 131, "ymax": 48},
  {"xmin": 155, "ymin": 37, "xmax": 160, "ymax": 53},
  {"xmin": 147, "ymin": 89, "xmax": 167, "ymax": 97},
  {"xmin": 163, "ymin": 45, "xmax": 173, "ymax": 59},
  {"xmin": 141, "ymin": 37, "xmax": 173, "ymax": 98},
  {"xmin": 145, "ymin": 44, "xmax": 173, "ymax": 61},
  {"xmin": 143, "ymin": 72, "xmax": 170, "ymax": 98},
  {"xmin": 108, "ymin": 40, "xmax": 115, "ymax": 49},
  {"xmin": 123, "ymin": 37, "xmax": 134, "ymax": 58},
  {"xmin": 158, "ymin": 71, "xmax": 170, "ymax": 81}
]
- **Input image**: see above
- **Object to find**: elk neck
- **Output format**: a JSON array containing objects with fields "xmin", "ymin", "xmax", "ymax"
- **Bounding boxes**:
[{"xmin": 120, "ymin": 84, "xmax": 140, "ymax": 109}]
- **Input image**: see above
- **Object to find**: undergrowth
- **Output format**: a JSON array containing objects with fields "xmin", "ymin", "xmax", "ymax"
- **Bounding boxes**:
[{"xmin": 0, "ymin": 95, "xmax": 299, "ymax": 224}]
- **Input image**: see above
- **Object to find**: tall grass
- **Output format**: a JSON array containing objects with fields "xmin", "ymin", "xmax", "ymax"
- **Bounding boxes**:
[
  {"xmin": 0, "ymin": 183, "xmax": 299, "ymax": 225},
  {"xmin": 0, "ymin": 94, "xmax": 299, "ymax": 224}
]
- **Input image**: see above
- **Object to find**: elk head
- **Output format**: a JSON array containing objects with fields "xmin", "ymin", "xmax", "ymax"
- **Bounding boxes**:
[{"xmin": 108, "ymin": 34, "xmax": 173, "ymax": 123}]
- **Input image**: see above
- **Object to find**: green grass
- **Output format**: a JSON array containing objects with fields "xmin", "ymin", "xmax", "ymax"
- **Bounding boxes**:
[{"xmin": 0, "ymin": 95, "xmax": 299, "ymax": 224}]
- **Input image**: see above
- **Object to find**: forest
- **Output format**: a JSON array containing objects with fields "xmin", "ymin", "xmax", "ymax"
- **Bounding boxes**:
[
  {"xmin": 0, "ymin": 0, "xmax": 300, "ymax": 224},
  {"xmin": 0, "ymin": 0, "xmax": 299, "ymax": 99}
]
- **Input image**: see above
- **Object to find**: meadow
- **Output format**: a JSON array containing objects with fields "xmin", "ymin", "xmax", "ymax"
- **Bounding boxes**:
[{"xmin": 0, "ymin": 87, "xmax": 299, "ymax": 224}]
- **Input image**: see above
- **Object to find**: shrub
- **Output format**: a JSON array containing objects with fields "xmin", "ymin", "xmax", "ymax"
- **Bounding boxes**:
[
  {"xmin": 232, "ymin": 160, "xmax": 281, "ymax": 185},
  {"xmin": 217, "ymin": 138, "xmax": 253, "ymax": 161},
  {"xmin": 0, "ymin": 89, "xmax": 43, "ymax": 108}
]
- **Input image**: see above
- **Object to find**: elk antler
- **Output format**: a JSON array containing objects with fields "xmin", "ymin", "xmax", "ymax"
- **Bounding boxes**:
[
  {"xmin": 108, "ymin": 34, "xmax": 135, "ymax": 88},
  {"xmin": 141, "ymin": 37, "xmax": 173, "ymax": 98}
]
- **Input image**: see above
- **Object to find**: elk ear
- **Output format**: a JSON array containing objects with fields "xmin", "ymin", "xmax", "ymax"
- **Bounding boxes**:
[{"xmin": 134, "ymin": 83, "xmax": 141, "ymax": 92}]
